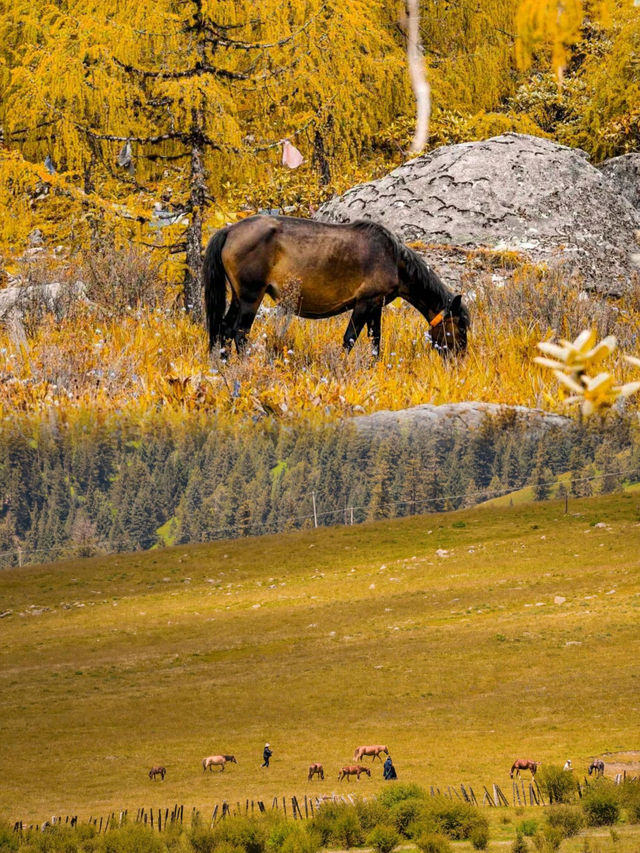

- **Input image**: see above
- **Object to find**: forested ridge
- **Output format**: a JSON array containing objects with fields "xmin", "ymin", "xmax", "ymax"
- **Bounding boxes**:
[{"xmin": 1, "ymin": 413, "xmax": 639, "ymax": 567}]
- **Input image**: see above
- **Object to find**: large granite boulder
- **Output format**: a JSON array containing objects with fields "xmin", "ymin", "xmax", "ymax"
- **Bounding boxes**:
[
  {"xmin": 317, "ymin": 133, "xmax": 640, "ymax": 295},
  {"xmin": 599, "ymin": 153, "xmax": 640, "ymax": 211}
]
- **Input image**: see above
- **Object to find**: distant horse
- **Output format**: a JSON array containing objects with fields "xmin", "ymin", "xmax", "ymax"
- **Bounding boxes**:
[
  {"xmin": 203, "ymin": 216, "xmax": 469, "ymax": 359},
  {"xmin": 510, "ymin": 759, "xmax": 540, "ymax": 778},
  {"xmin": 308, "ymin": 762, "xmax": 324, "ymax": 781},
  {"xmin": 202, "ymin": 754, "xmax": 237, "ymax": 772},
  {"xmin": 338, "ymin": 765, "xmax": 371, "ymax": 782},
  {"xmin": 588, "ymin": 759, "xmax": 605, "ymax": 777},
  {"xmin": 148, "ymin": 765, "xmax": 166, "ymax": 781},
  {"xmin": 354, "ymin": 744, "xmax": 389, "ymax": 762}
]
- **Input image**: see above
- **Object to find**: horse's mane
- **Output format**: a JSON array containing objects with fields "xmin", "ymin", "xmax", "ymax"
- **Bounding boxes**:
[{"xmin": 348, "ymin": 219, "xmax": 470, "ymax": 331}]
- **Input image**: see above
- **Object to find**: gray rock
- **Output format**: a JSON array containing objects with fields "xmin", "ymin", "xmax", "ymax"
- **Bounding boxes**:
[
  {"xmin": 317, "ymin": 133, "xmax": 640, "ymax": 294},
  {"xmin": 0, "ymin": 280, "xmax": 87, "ymax": 320},
  {"xmin": 353, "ymin": 402, "xmax": 569, "ymax": 435},
  {"xmin": 599, "ymin": 153, "xmax": 640, "ymax": 211}
]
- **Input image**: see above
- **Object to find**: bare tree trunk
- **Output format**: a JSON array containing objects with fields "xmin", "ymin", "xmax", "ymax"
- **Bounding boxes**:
[
  {"xmin": 184, "ymin": 110, "xmax": 206, "ymax": 319},
  {"xmin": 406, "ymin": 0, "xmax": 430, "ymax": 153}
]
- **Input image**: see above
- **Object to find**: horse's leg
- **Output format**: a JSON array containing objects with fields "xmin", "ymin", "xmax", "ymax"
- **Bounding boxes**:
[
  {"xmin": 343, "ymin": 303, "xmax": 369, "ymax": 353},
  {"xmin": 366, "ymin": 300, "xmax": 384, "ymax": 359},
  {"xmin": 219, "ymin": 298, "xmax": 240, "ymax": 360}
]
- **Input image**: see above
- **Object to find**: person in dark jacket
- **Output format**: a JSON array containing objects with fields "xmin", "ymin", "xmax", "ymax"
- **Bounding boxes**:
[
  {"xmin": 383, "ymin": 755, "xmax": 397, "ymax": 780},
  {"xmin": 262, "ymin": 743, "xmax": 273, "ymax": 768}
]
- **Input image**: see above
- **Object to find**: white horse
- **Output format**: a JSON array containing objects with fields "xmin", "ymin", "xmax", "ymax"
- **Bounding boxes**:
[{"xmin": 202, "ymin": 754, "xmax": 237, "ymax": 772}]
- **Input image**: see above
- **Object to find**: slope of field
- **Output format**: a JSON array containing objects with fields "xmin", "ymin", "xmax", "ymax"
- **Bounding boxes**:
[{"xmin": 1, "ymin": 494, "xmax": 639, "ymax": 822}]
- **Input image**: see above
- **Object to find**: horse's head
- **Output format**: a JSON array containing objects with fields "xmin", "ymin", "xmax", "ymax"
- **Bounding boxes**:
[{"xmin": 430, "ymin": 294, "xmax": 469, "ymax": 357}]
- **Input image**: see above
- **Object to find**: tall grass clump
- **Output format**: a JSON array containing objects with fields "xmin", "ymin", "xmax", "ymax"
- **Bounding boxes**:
[
  {"xmin": 310, "ymin": 802, "xmax": 363, "ymax": 849},
  {"xmin": 413, "ymin": 833, "xmax": 452, "ymax": 853},
  {"xmin": 620, "ymin": 779, "xmax": 640, "ymax": 823},
  {"xmin": 581, "ymin": 780, "xmax": 621, "ymax": 826},
  {"xmin": 536, "ymin": 765, "xmax": 577, "ymax": 804},
  {"xmin": 408, "ymin": 797, "xmax": 489, "ymax": 842},
  {"xmin": 545, "ymin": 804, "xmax": 584, "ymax": 837},
  {"xmin": 366, "ymin": 826, "xmax": 399, "ymax": 853}
]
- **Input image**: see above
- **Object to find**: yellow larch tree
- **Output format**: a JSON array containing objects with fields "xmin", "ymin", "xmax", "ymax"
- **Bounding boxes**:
[{"xmin": 0, "ymin": 0, "xmax": 410, "ymax": 311}]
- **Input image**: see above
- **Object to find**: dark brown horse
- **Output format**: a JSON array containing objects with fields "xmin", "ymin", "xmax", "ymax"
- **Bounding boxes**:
[
  {"xmin": 148, "ymin": 765, "xmax": 166, "ymax": 780},
  {"xmin": 338, "ymin": 764, "xmax": 371, "ymax": 782},
  {"xmin": 203, "ymin": 215, "xmax": 469, "ymax": 359},
  {"xmin": 510, "ymin": 759, "xmax": 540, "ymax": 778},
  {"xmin": 588, "ymin": 759, "xmax": 605, "ymax": 777},
  {"xmin": 308, "ymin": 762, "xmax": 324, "ymax": 781},
  {"xmin": 202, "ymin": 754, "xmax": 237, "ymax": 772}
]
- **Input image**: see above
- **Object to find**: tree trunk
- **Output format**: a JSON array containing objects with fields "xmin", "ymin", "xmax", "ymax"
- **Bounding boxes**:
[
  {"xmin": 406, "ymin": 0, "xmax": 430, "ymax": 153},
  {"xmin": 184, "ymin": 111, "xmax": 207, "ymax": 319}
]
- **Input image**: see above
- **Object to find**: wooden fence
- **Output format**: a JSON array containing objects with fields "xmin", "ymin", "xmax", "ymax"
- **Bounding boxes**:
[{"xmin": 14, "ymin": 774, "xmax": 636, "ymax": 833}]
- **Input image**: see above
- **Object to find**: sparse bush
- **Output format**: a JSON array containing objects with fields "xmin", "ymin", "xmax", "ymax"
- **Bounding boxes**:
[
  {"xmin": 209, "ymin": 816, "xmax": 268, "ymax": 853},
  {"xmin": 389, "ymin": 799, "xmax": 423, "ymax": 836},
  {"xmin": 376, "ymin": 784, "xmax": 426, "ymax": 809},
  {"xmin": 470, "ymin": 822, "xmax": 489, "ymax": 850},
  {"xmin": 93, "ymin": 823, "xmax": 165, "ymax": 853},
  {"xmin": 418, "ymin": 798, "xmax": 489, "ymax": 842},
  {"xmin": 354, "ymin": 800, "xmax": 388, "ymax": 832},
  {"xmin": 0, "ymin": 822, "xmax": 20, "ymax": 853},
  {"xmin": 512, "ymin": 830, "xmax": 529, "ymax": 853},
  {"xmin": 333, "ymin": 812, "xmax": 363, "ymax": 849},
  {"xmin": 366, "ymin": 825, "xmax": 399, "ymax": 853},
  {"xmin": 537, "ymin": 764, "xmax": 577, "ymax": 804},
  {"xmin": 582, "ymin": 781, "xmax": 620, "ymax": 826},
  {"xmin": 267, "ymin": 821, "xmax": 320, "ymax": 853},
  {"xmin": 620, "ymin": 778, "xmax": 640, "ymax": 823},
  {"xmin": 546, "ymin": 804, "xmax": 584, "ymax": 837},
  {"xmin": 413, "ymin": 831, "xmax": 452, "ymax": 853},
  {"xmin": 310, "ymin": 802, "xmax": 355, "ymax": 847},
  {"xmin": 517, "ymin": 819, "xmax": 538, "ymax": 837}
]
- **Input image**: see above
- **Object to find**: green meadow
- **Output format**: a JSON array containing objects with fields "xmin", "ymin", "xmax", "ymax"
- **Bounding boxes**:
[{"xmin": 1, "ymin": 493, "xmax": 639, "ymax": 825}]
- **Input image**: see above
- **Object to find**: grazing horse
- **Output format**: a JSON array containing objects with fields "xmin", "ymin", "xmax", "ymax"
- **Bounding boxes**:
[
  {"xmin": 202, "ymin": 754, "xmax": 237, "ymax": 772},
  {"xmin": 203, "ymin": 215, "xmax": 469, "ymax": 359},
  {"xmin": 148, "ymin": 765, "xmax": 166, "ymax": 781},
  {"xmin": 308, "ymin": 762, "xmax": 324, "ymax": 781},
  {"xmin": 510, "ymin": 759, "xmax": 540, "ymax": 778},
  {"xmin": 588, "ymin": 759, "xmax": 605, "ymax": 777},
  {"xmin": 354, "ymin": 744, "xmax": 389, "ymax": 762},
  {"xmin": 339, "ymin": 765, "xmax": 371, "ymax": 782}
]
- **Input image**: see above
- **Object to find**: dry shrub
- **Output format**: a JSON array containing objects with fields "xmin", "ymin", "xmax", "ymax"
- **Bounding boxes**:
[
  {"xmin": 81, "ymin": 241, "xmax": 169, "ymax": 314},
  {"xmin": 471, "ymin": 265, "xmax": 640, "ymax": 349}
]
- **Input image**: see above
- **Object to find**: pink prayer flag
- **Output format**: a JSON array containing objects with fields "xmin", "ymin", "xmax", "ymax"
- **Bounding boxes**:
[{"xmin": 281, "ymin": 139, "xmax": 304, "ymax": 169}]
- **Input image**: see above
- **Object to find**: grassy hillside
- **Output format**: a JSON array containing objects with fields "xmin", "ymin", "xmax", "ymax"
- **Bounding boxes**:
[{"xmin": 1, "ymin": 493, "xmax": 640, "ymax": 823}]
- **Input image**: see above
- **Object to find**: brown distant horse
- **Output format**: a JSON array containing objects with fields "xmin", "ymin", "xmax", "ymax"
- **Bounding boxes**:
[
  {"xmin": 354, "ymin": 744, "xmax": 389, "ymax": 762},
  {"xmin": 202, "ymin": 754, "xmax": 237, "ymax": 772},
  {"xmin": 510, "ymin": 759, "xmax": 540, "ymax": 778},
  {"xmin": 148, "ymin": 765, "xmax": 166, "ymax": 780},
  {"xmin": 308, "ymin": 762, "xmax": 324, "ymax": 781},
  {"xmin": 588, "ymin": 759, "xmax": 605, "ymax": 777},
  {"xmin": 203, "ymin": 215, "xmax": 469, "ymax": 359},
  {"xmin": 338, "ymin": 765, "xmax": 371, "ymax": 782}
]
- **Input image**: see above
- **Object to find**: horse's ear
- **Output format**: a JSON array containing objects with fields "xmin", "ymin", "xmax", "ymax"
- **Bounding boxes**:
[{"xmin": 448, "ymin": 293, "xmax": 462, "ymax": 316}]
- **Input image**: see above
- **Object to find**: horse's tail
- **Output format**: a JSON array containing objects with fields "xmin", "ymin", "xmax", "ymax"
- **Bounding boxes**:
[
  {"xmin": 203, "ymin": 227, "xmax": 230, "ymax": 351},
  {"xmin": 202, "ymin": 758, "xmax": 207, "ymax": 772},
  {"xmin": 353, "ymin": 748, "xmax": 360, "ymax": 760}
]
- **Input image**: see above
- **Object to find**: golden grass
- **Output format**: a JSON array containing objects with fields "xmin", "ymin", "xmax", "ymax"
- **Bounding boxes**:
[
  {"xmin": 3, "ymin": 264, "xmax": 640, "ymax": 422},
  {"xmin": 1, "ymin": 492, "xmax": 639, "ymax": 823}
]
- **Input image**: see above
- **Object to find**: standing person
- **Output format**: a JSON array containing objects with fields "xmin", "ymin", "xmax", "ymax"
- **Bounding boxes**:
[
  {"xmin": 383, "ymin": 755, "xmax": 397, "ymax": 780},
  {"xmin": 262, "ymin": 743, "xmax": 273, "ymax": 768}
]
